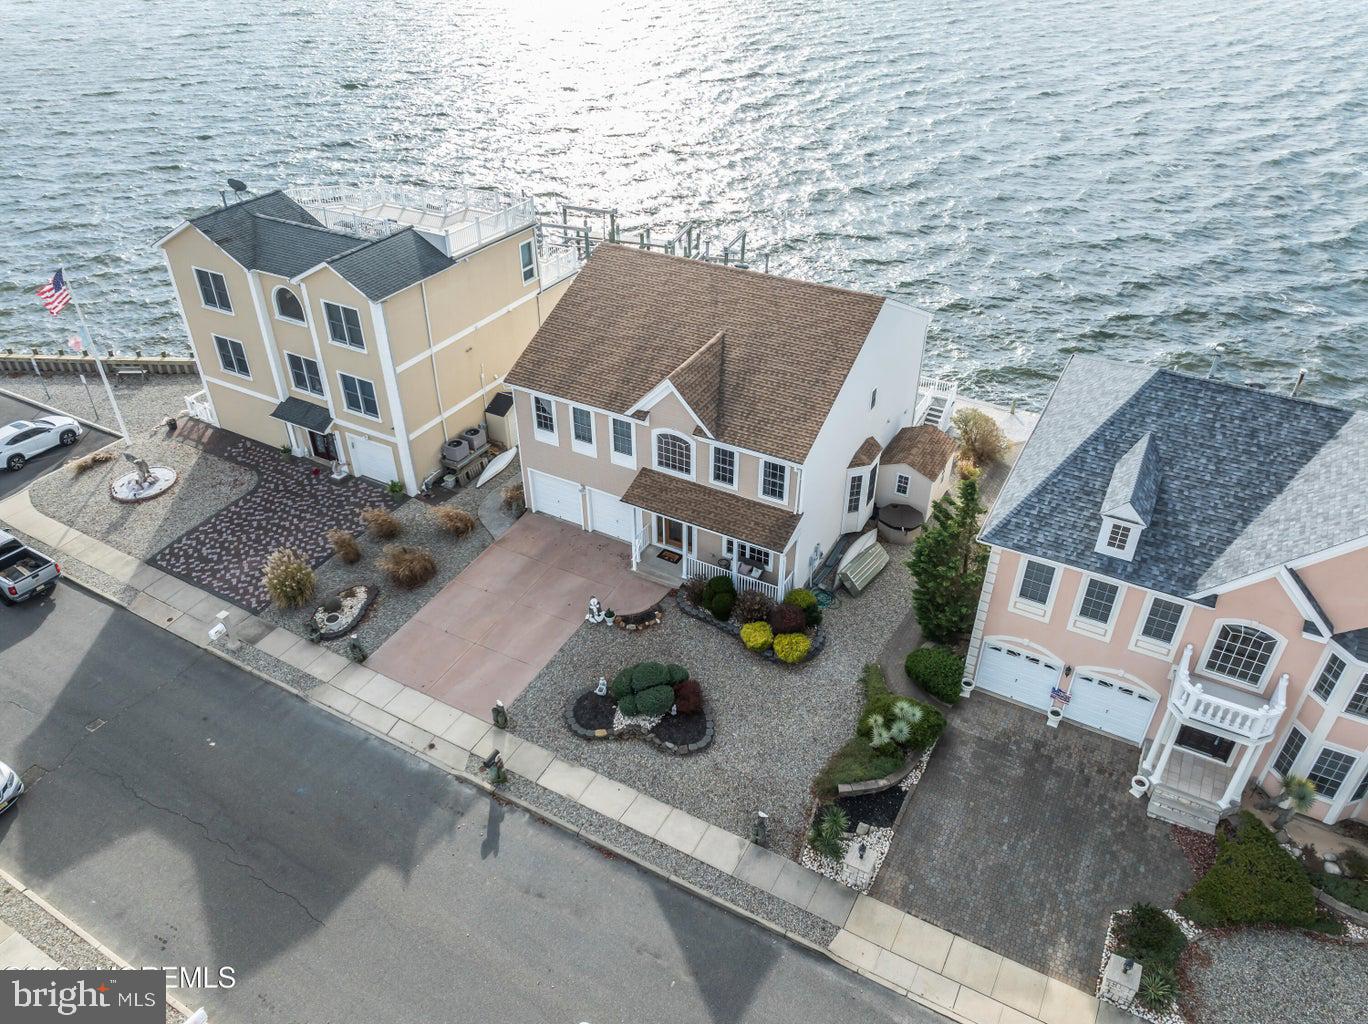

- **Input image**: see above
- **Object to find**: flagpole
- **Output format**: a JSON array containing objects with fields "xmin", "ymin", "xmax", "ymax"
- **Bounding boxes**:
[{"xmin": 63, "ymin": 267, "xmax": 130, "ymax": 444}]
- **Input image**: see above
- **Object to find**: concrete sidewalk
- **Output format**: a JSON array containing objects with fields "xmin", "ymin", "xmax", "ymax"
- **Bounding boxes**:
[{"xmin": 0, "ymin": 487, "xmax": 1113, "ymax": 1024}]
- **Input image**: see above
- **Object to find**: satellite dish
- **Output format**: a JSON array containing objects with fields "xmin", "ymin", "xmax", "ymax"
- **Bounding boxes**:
[{"xmin": 227, "ymin": 177, "xmax": 248, "ymax": 194}]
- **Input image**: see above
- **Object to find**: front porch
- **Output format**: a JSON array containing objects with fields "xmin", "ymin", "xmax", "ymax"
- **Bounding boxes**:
[{"xmin": 1137, "ymin": 644, "xmax": 1287, "ymax": 833}]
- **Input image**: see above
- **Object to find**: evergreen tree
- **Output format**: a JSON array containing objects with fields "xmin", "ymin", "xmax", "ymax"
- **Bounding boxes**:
[{"xmin": 906, "ymin": 477, "xmax": 989, "ymax": 642}]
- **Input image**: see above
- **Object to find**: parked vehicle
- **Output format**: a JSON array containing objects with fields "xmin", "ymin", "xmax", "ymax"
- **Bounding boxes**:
[
  {"xmin": 0, "ymin": 761, "xmax": 22, "ymax": 814},
  {"xmin": 0, "ymin": 416, "xmax": 83, "ymax": 472},
  {"xmin": 0, "ymin": 530, "xmax": 60, "ymax": 603}
]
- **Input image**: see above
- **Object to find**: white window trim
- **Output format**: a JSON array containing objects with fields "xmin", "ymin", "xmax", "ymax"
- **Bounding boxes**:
[
  {"xmin": 652, "ymin": 429, "xmax": 695, "ymax": 481},
  {"xmin": 336, "ymin": 370, "xmax": 382, "ymax": 422},
  {"xmin": 1309, "ymin": 648, "xmax": 1347, "ymax": 707},
  {"xmin": 1008, "ymin": 557, "xmax": 1061, "ymax": 623},
  {"xmin": 1093, "ymin": 516, "xmax": 1141, "ymax": 561},
  {"xmin": 609, "ymin": 417, "xmax": 635, "ymax": 468},
  {"xmin": 1067, "ymin": 574, "xmax": 1125, "ymax": 642},
  {"xmin": 1306, "ymin": 740, "xmax": 1360, "ymax": 806},
  {"xmin": 212, "ymin": 334, "xmax": 251, "ymax": 380},
  {"xmin": 531, "ymin": 394, "xmax": 558, "ymax": 445},
  {"xmin": 1196, "ymin": 618, "xmax": 1287, "ymax": 694},
  {"xmin": 1128, "ymin": 592, "xmax": 1191, "ymax": 661},
  {"xmin": 758, "ymin": 459, "xmax": 789, "ymax": 505},
  {"xmin": 1270, "ymin": 724, "xmax": 1308, "ymax": 779},
  {"xmin": 323, "ymin": 300, "xmax": 367, "ymax": 351},
  {"xmin": 519, "ymin": 238, "xmax": 537, "ymax": 285},
  {"xmin": 710, "ymin": 443, "xmax": 739, "ymax": 490},
  {"xmin": 273, "ymin": 286, "xmax": 307, "ymax": 324},
  {"xmin": 570, "ymin": 406, "xmax": 596, "ymax": 456},
  {"xmin": 285, "ymin": 351, "xmax": 324, "ymax": 398},
  {"xmin": 193, "ymin": 265, "xmax": 233, "ymax": 314}
]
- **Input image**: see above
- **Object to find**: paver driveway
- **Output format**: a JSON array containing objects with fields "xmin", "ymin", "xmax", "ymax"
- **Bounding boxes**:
[
  {"xmin": 871, "ymin": 695, "xmax": 1193, "ymax": 989},
  {"xmin": 366, "ymin": 513, "xmax": 668, "ymax": 717}
]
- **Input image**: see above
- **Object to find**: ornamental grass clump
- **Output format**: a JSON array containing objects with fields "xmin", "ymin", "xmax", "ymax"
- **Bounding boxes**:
[
  {"xmin": 378, "ymin": 544, "xmax": 438, "ymax": 589},
  {"xmin": 69, "ymin": 448, "xmax": 117, "ymax": 475},
  {"xmin": 360, "ymin": 506, "xmax": 402, "ymax": 540},
  {"xmin": 1136, "ymin": 966, "xmax": 1179, "ymax": 1014},
  {"xmin": 262, "ymin": 547, "xmax": 315, "ymax": 609},
  {"xmin": 808, "ymin": 804, "xmax": 850, "ymax": 860},
  {"xmin": 326, "ymin": 528, "xmax": 362, "ymax": 565},
  {"xmin": 432, "ymin": 505, "xmax": 477, "ymax": 537}
]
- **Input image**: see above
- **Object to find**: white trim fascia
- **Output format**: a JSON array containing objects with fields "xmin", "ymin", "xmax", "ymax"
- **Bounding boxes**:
[
  {"xmin": 1127, "ymin": 592, "xmax": 1191, "ymax": 662},
  {"xmin": 154, "ymin": 219, "xmax": 196, "ymax": 251},
  {"xmin": 201, "ymin": 372, "xmax": 277, "ymax": 404},
  {"xmin": 158, "ymin": 223, "xmax": 252, "ymax": 278},
  {"xmin": 879, "ymin": 295, "xmax": 935, "ymax": 319},
  {"xmin": 963, "ymin": 548, "xmax": 1002, "ymax": 682},
  {"xmin": 367, "ymin": 301, "xmax": 417, "ymax": 493},
  {"xmin": 289, "ymin": 260, "xmax": 334, "ymax": 287},
  {"xmin": 296, "ymin": 279, "xmax": 341, "ymax": 418},
  {"xmin": 1066, "ymin": 574, "xmax": 1126, "ymax": 642},
  {"xmin": 246, "ymin": 272, "xmax": 288, "ymax": 401},
  {"xmin": 160, "ymin": 250, "xmax": 217, "ymax": 420},
  {"xmin": 1273, "ymin": 566, "xmax": 1333, "ymax": 638},
  {"xmin": 406, "ymin": 377, "xmax": 504, "ymax": 442},
  {"xmin": 1188, "ymin": 533, "xmax": 1368, "ymax": 602},
  {"xmin": 190, "ymin": 264, "xmax": 236, "ymax": 315},
  {"xmin": 394, "ymin": 289, "xmax": 540, "ymax": 373},
  {"xmin": 626, "ymin": 379, "xmax": 714, "ymax": 439}
]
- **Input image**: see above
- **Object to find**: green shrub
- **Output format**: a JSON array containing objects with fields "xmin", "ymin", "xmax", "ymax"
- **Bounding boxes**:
[
  {"xmin": 857, "ymin": 665, "xmax": 945, "ymax": 750},
  {"xmin": 262, "ymin": 548, "xmax": 316, "ymax": 609},
  {"xmin": 773, "ymin": 632, "xmax": 811, "ymax": 663},
  {"xmin": 666, "ymin": 663, "xmax": 689, "ymax": 685},
  {"xmin": 618, "ymin": 693, "xmax": 637, "ymax": 715},
  {"xmin": 710, "ymin": 593, "xmax": 734, "ymax": 621},
  {"xmin": 634, "ymin": 684, "xmax": 676, "ymax": 717},
  {"xmin": 1341, "ymin": 848, "xmax": 1368, "ymax": 880},
  {"xmin": 1136, "ymin": 966, "xmax": 1178, "ymax": 1014},
  {"xmin": 1314, "ymin": 872, "xmax": 1368, "ymax": 912},
  {"xmin": 784, "ymin": 588, "xmax": 817, "ymax": 610},
  {"xmin": 702, "ymin": 575, "xmax": 735, "ymax": 619},
  {"xmin": 905, "ymin": 646, "xmax": 965, "ymax": 705},
  {"xmin": 610, "ymin": 668, "xmax": 635, "ymax": 701},
  {"xmin": 673, "ymin": 679, "xmax": 703, "ymax": 715},
  {"xmin": 769, "ymin": 603, "xmax": 806, "ymax": 634},
  {"xmin": 808, "ymin": 804, "xmax": 850, "ymax": 860},
  {"xmin": 813, "ymin": 736, "xmax": 904, "ymax": 799},
  {"xmin": 740, "ymin": 620, "xmax": 774, "ymax": 652},
  {"xmin": 733, "ymin": 589, "xmax": 774, "ymax": 624},
  {"xmin": 1115, "ymin": 903, "xmax": 1187, "ymax": 969},
  {"xmin": 631, "ymin": 662, "xmax": 669, "ymax": 689},
  {"xmin": 703, "ymin": 574, "xmax": 734, "ymax": 599},
  {"xmin": 1178, "ymin": 812, "xmax": 1316, "ymax": 927}
]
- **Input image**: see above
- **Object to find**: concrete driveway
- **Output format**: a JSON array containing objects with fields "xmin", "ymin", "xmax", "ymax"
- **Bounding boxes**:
[
  {"xmin": 367, "ymin": 513, "xmax": 668, "ymax": 717},
  {"xmin": 0, "ymin": 390, "xmax": 116, "ymax": 500},
  {"xmin": 871, "ymin": 695, "xmax": 1193, "ymax": 989}
]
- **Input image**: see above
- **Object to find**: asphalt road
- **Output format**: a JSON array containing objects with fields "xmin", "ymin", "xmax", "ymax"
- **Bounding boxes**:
[
  {"xmin": 0, "ymin": 582, "xmax": 947, "ymax": 1024},
  {"xmin": 0, "ymin": 390, "xmax": 116, "ymax": 499}
]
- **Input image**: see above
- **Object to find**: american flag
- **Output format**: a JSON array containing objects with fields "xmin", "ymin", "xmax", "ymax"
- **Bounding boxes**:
[{"xmin": 37, "ymin": 269, "xmax": 72, "ymax": 315}]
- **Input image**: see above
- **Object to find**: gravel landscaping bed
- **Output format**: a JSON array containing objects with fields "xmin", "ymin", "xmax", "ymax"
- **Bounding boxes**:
[
  {"xmin": 28, "ymin": 432, "xmax": 257, "ymax": 561},
  {"xmin": 257, "ymin": 461, "xmax": 518, "ymax": 657},
  {"xmin": 1183, "ymin": 929, "xmax": 1367, "ymax": 1024},
  {"xmin": 509, "ymin": 543, "xmax": 916, "ymax": 855},
  {"xmin": 0, "ymin": 373, "xmax": 193, "ymax": 435}
]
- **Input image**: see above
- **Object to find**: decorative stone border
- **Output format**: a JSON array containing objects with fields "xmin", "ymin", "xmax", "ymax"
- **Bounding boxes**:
[
  {"xmin": 613, "ymin": 600, "xmax": 665, "ymax": 631},
  {"xmin": 1317, "ymin": 887, "xmax": 1368, "ymax": 926},
  {"xmin": 564, "ymin": 692, "xmax": 715, "ymax": 755},
  {"xmin": 312, "ymin": 584, "xmax": 378, "ymax": 640},
  {"xmin": 674, "ymin": 590, "xmax": 826, "ymax": 665},
  {"xmin": 836, "ymin": 741, "xmax": 935, "ymax": 797}
]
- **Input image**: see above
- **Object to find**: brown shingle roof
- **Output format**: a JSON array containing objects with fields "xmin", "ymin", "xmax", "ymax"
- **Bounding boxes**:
[
  {"xmin": 620, "ymin": 469, "xmax": 801, "ymax": 552},
  {"xmin": 670, "ymin": 331, "xmax": 725, "ymax": 435},
  {"xmin": 505, "ymin": 245, "xmax": 887, "ymax": 463},
  {"xmin": 881, "ymin": 425, "xmax": 957, "ymax": 479},
  {"xmin": 848, "ymin": 436, "xmax": 882, "ymax": 467}
]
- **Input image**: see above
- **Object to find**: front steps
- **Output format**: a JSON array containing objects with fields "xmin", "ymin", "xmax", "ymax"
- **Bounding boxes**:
[{"xmin": 1147, "ymin": 783, "xmax": 1222, "ymax": 834}]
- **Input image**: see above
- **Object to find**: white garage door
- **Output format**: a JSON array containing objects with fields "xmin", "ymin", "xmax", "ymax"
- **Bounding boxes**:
[
  {"xmin": 975, "ymin": 642, "xmax": 1061, "ymax": 711},
  {"xmin": 1065, "ymin": 673, "xmax": 1156, "ymax": 745},
  {"xmin": 588, "ymin": 488, "xmax": 634, "ymax": 542},
  {"xmin": 529, "ymin": 470, "xmax": 583, "ymax": 527},
  {"xmin": 346, "ymin": 434, "xmax": 398, "ymax": 486}
]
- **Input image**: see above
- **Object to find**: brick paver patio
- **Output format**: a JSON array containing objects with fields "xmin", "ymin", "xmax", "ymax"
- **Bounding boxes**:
[
  {"xmin": 150, "ymin": 434, "xmax": 397, "ymax": 611},
  {"xmin": 366, "ymin": 514, "xmax": 668, "ymax": 716},
  {"xmin": 871, "ymin": 695, "xmax": 1193, "ymax": 988}
]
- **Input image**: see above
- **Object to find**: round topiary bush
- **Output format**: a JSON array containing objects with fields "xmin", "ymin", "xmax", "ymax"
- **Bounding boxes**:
[
  {"xmin": 905, "ymin": 646, "xmax": 966, "ymax": 704},
  {"xmin": 769, "ymin": 602, "xmax": 806, "ymax": 634},
  {"xmin": 633, "ymin": 684, "xmax": 676, "ymax": 717},
  {"xmin": 710, "ymin": 592, "xmax": 735, "ymax": 621},
  {"xmin": 666, "ymin": 663, "xmax": 689, "ymax": 685},
  {"xmin": 773, "ymin": 632, "xmax": 811, "ymax": 663},
  {"xmin": 702, "ymin": 575, "xmax": 736, "ymax": 619},
  {"xmin": 611, "ymin": 662, "xmax": 690, "ymax": 719},
  {"xmin": 740, "ymin": 620, "xmax": 774, "ymax": 652}
]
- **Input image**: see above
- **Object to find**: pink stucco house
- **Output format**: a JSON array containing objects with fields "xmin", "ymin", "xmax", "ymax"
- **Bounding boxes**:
[{"xmin": 965, "ymin": 356, "xmax": 1368, "ymax": 832}]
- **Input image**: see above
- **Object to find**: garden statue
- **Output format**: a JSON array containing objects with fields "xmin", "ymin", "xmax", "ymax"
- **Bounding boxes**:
[
  {"xmin": 670, "ymin": 703, "xmax": 678, "ymax": 716},
  {"xmin": 585, "ymin": 596, "xmax": 609, "ymax": 624},
  {"xmin": 480, "ymin": 749, "xmax": 507, "ymax": 786},
  {"xmin": 752, "ymin": 811, "xmax": 769, "ymax": 848},
  {"xmin": 594, "ymin": 676, "xmax": 608, "ymax": 697},
  {"xmin": 492, "ymin": 699, "xmax": 509, "ymax": 730},
  {"xmin": 123, "ymin": 451, "xmax": 154, "ymax": 487},
  {"xmin": 347, "ymin": 634, "xmax": 367, "ymax": 663},
  {"xmin": 110, "ymin": 451, "xmax": 177, "ymax": 503}
]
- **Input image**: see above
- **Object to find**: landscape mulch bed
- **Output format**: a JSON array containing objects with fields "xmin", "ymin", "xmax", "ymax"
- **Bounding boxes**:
[
  {"xmin": 651, "ymin": 711, "xmax": 707, "ymax": 747},
  {"xmin": 836, "ymin": 786, "xmax": 907, "ymax": 829},
  {"xmin": 573, "ymin": 691, "xmax": 616, "ymax": 731}
]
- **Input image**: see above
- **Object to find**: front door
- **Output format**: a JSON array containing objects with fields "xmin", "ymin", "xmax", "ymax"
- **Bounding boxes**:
[
  {"xmin": 655, "ymin": 516, "xmax": 688, "ymax": 552},
  {"xmin": 309, "ymin": 430, "xmax": 338, "ymax": 462}
]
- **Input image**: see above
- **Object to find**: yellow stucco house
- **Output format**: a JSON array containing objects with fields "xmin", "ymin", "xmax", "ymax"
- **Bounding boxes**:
[{"xmin": 157, "ymin": 186, "xmax": 576, "ymax": 493}]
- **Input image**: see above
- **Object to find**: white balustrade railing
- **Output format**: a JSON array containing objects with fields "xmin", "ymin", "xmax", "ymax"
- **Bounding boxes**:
[
  {"xmin": 538, "ymin": 244, "xmax": 582, "ymax": 287},
  {"xmin": 442, "ymin": 198, "xmax": 537, "ymax": 256},
  {"xmin": 1170, "ymin": 644, "xmax": 1287, "ymax": 742},
  {"xmin": 684, "ymin": 554, "xmax": 781, "ymax": 601},
  {"xmin": 184, "ymin": 389, "xmax": 216, "ymax": 425}
]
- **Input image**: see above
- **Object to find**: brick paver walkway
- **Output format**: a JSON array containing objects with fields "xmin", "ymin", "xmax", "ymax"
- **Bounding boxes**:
[
  {"xmin": 871, "ymin": 696, "xmax": 1193, "ymax": 989},
  {"xmin": 150, "ymin": 436, "xmax": 397, "ymax": 611}
]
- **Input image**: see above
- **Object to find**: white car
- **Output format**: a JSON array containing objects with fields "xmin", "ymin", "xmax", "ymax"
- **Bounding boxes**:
[
  {"xmin": 0, "ymin": 761, "xmax": 22, "ymax": 814},
  {"xmin": 0, "ymin": 416, "xmax": 83, "ymax": 472}
]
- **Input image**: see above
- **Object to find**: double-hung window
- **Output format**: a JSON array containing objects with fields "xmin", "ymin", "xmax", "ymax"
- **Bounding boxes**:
[
  {"xmin": 195, "ymin": 268, "xmax": 232, "ymax": 312},
  {"xmin": 1273, "ymin": 728, "xmax": 1306, "ymax": 777},
  {"xmin": 571, "ymin": 407, "xmax": 594, "ymax": 454},
  {"xmin": 655, "ymin": 433, "xmax": 692, "ymax": 476},
  {"xmin": 761, "ymin": 460, "xmax": 787, "ymax": 502},
  {"xmin": 286, "ymin": 353, "xmax": 323, "ymax": 396},
  {"xmin": 1139, "ymin": 597, "xmax": 1184, "ymax": 646},
  {"xmin": 712, "ymin": 446, "xmax": 736, "ymax": 487},
  {"xmin": 519, "ymin": 239, "xmax": 536, "ymax": 283},
  {"xmin": 338, "ymin": 373, "xmax": 379, "ymax": 419},
  {"xmin": 1077, "ymin": 578, "xmax": 1119, "ymax": 626},
  {"xmin": 1347, "ymin": 677, "xmax": 1368, "ymax": 718},
  {"xmin": 213, "ymin": 335, "xmax": 249, "ymax": 378},
  {"xmin": 533, "ymin": 396, "xmax": 556, "ymax": 438},
  {"xmin": 1313, "ymin": 654, "xmax": 1346, "ymax": 702},
  {"xmin": 323, "ymin": 301, "xmax": 365, "ymax": 349},
  {"xmin": 895, "ymin": 474, "xmax": 910, "ymax": 496},
  {"xmin": 847, "ymin": 475, "xmax": 863, "ymax": 513},
  {"xmin": 1204, "ymin": 624, "xmax": 1278, "ymax": 686},
  {"xmin": 1017, "ymin": 560, "xmax": 1055, "ymax": 606},
  {"xmin": 611, "ymin": 418, "xmax": 634, "ymax": 464},
  {"xmin": 1307, "ymin": 748, "xmax": 1356, "ymax": 800}
]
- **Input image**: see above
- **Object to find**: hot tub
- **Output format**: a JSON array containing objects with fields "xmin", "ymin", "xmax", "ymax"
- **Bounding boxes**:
[{"xmin": 876, "ymin": 503, "xmax": 925, "ymax": 545}]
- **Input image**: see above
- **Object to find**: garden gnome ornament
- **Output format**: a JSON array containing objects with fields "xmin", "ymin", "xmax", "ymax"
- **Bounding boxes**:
[
  {"xmin": 594, "ymin": 676, "xmax": 608, "ymax": 697},
  {"xmin": 585, "ymin": 596, "xmax": 608, "ymax": 624},
  {"xmin": 492, "ymin": 699, "xmax": 508, "ymax": 730}
]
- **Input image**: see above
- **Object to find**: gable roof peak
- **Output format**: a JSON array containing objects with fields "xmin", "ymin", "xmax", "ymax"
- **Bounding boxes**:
[{"xmin": 1102, "ymin": 430, "xmax": 1161, "ymax": 526}]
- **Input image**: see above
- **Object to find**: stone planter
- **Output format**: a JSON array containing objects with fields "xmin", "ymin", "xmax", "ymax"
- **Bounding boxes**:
[
  {"xmin": 310, "ymin": 584, "xmax": 377, "ymax": 640},
  {"xmin": 613, "ymin": 601, "xmax": 666, "ymax": 632}
]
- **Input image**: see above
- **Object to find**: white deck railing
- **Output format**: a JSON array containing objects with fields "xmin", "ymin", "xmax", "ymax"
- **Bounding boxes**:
[
  {"xmin": 684, "ymin": 554, "xmax": 781, "ymax": 601},
  {"xmin": 915, "ymin": 376, "xmax": 958, "ymax": 430},
  {"xmin": 537, "ymin": 244, "xmax": 583, "ymax": 287},
  {"xmin": 1169, "ymin": 645, "xmax": 1287, "ymax": 743},
  {"xmin": 184, "ymin": 389, "xmax": 216, "ymax": 425}
]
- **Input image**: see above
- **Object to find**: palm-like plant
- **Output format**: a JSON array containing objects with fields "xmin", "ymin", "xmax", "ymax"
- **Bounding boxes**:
[
  {"xmin": 808, "ymin": 804, "xmax": 850, "ymax": 860},
  {"xmin": 1274, "ymin": 776, "xmax": 1317, "ymax": 829}
]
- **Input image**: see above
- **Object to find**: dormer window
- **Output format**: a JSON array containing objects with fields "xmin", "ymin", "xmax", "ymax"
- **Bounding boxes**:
[
  {"xmin": 1094, "ymin": 516, "xmax": 1141, "ymax": 560},
  {"xmin": 1105, "ymin": 523, "xmax": 1131, "ymax": 551},
  {"xmin": 1097, "ymin": 432, "xmax": 1159, "ymax": 563}
]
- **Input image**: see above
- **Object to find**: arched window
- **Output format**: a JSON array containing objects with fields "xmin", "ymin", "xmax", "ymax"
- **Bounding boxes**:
[
  {"xmin": 654, "ymin": 432, "xmax": 692, "ymax": 476},
  {"xmin": 274, "ymin": 287, "xmax": 305, "ymax": 323},
  {"xmin": 1204, "ymin": 623, "xmax": 1279, "ymax": 685}
]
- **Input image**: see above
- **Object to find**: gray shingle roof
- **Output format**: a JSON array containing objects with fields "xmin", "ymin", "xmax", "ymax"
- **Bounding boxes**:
[
  {"xmin": 1333, "ymin": 628, "xmax": 1368, "ymax": 661},
  {"xmin": 981, "ymin": 355, "xmax": 1368, "ymax": 599},
  {"xmin": 1102, "ymin": 432, "xmax": 1161, "ymax": 526},
  {"xmin": 184, "ymin": 190, "xmax": 454, "ymax": 299}
]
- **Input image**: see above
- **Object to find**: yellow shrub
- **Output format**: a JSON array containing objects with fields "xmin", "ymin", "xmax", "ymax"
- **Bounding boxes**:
[
  {"xmin": 740, "ymin": 620, "xmax": 774, "ymax": 652},
  {"xmin": 773, "ymin": 632, "xmax": 812, "ymax": 664}
]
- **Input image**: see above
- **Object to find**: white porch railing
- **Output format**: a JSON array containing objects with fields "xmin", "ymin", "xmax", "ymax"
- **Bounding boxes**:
[
  {"xmin": 537, "ymin": 244, "xmax": 582, "ymax": 287},
  {"xmin": 184, "ymin": 389, "xmax": 216, "ymax": 425},
  {"xmin": 442, "ymin": 198, "xmax": 537, "ymax": 256},
  {"xmin": 684, "ymin": 554, "xmax": 781, "ymax": 601},
  {"xmin": 630, "ymin": 521, "xmax": 650, "ymax": 567},
  {"xmin": 1169, "ymin": 644, "xmax": 1287, "ymax": 743},
  {"xmin": 914, "ymin": 376, "xmax": 957, "ymax": 430}
]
